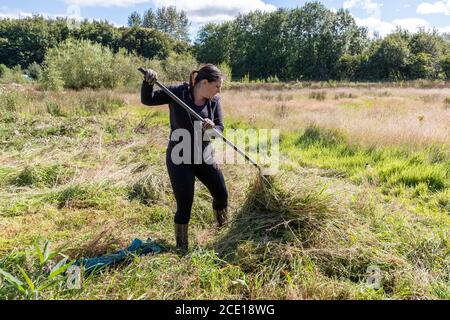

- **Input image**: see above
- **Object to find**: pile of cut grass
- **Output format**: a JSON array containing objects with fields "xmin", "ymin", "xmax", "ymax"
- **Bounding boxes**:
[{"xmin": 214, "ymin": 171, "xmax": 449, "ymax": 299}]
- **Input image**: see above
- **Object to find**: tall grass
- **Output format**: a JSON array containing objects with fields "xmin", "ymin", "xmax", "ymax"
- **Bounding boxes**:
[{"xmin": 221, "ymin": 87, "xmax": 450, "ymax": 147}]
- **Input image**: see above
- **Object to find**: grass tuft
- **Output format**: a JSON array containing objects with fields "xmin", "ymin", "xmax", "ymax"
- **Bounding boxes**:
[
  {"xmin": 128, "ymin": 172, "xmax": 167, "ymax": 206},
  {"xmin": 11, "ymin": 164, "xmax": 75, "ymax": 188}
]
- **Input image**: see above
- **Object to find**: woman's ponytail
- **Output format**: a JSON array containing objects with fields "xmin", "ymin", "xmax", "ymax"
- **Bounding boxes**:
[
  {"xmin": 189, "ymin": 64, "xmax": 224, "ymax": 100},
  {"xmin": 189, "ymin": 70, "xmax": 199, "ymax": 99}
]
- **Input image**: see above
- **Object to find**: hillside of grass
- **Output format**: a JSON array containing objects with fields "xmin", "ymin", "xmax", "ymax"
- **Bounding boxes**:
[{"xmin": 0, "ymin": 83, "xmax": 448, "ymax": 300}]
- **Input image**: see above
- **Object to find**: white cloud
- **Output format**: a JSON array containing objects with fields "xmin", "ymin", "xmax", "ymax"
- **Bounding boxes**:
[
  {"xmin": 354, "ymin": 16, "xmax": 394, "ymax": 36},
  {"xmin": 392, "ymin": 18, "xmax": 429, "ymax": 31},
  {"xmin": 355, "ymin": 16, "xmax": 430, "ymax": 36},
  {"xmin": 63, "ymin": 0, "xmax": 150, "ymax": 7},
  {"xmin": 437, "ymin": 25, "xmax": 450, "ymax": 32},
  {"xmin": 152, "ymin": 0, "xmax": 277, "ymax": 24},
  {"xmin": 417, "ymin": 1, "xmax": 450, "ymax": 15},
  {"xmin": 343, "ymin": 0, "xmax": 383, "ymax": 18},
  {"xmin": 0, "ymin": 9, "xmax": 33, "ymax": 19}
]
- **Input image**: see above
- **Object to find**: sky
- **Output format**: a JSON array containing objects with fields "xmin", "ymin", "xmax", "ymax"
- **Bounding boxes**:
[{"xmin": 1, "ymin": 0, "xmax": 450, "ymax": 40}]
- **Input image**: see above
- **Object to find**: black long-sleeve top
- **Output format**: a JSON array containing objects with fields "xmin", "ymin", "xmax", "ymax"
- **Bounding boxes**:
[{"xmin": 140, "ymin": 81, "xmax": 224, "ymax": 143}]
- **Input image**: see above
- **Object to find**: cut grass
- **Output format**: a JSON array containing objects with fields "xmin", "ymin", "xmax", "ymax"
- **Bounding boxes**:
[{"xmin": 10, "ymin": 164, "xmax": 75, "ymax": 188}]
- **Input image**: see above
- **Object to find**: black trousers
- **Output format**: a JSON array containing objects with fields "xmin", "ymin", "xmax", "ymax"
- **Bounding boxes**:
[{"xmin": 166, "ymin": 143, "xmax": 228, "ymax": 225}]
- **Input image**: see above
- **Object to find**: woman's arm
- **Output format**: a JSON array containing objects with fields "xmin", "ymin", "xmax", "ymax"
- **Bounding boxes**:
[
  {"xmin": 213, "ymin": 97, "xmax": 224, "ymax": 133},
  {"xmin": 141, "ymin": 81, "xmax": 174, "ymax": 106}
]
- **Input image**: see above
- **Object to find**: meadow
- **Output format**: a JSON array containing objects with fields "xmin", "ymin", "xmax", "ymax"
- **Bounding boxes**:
[{"xmin": 0, "ymin": 82, "xmax": 448, "ymax": 299}]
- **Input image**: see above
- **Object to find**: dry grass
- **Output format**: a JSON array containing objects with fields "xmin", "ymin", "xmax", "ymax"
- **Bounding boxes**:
[{"xmin": 221, "ymin": 87, "xmax": 450, "ymax": 147}]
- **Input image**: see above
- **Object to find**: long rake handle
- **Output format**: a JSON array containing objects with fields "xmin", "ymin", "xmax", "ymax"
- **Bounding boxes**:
[{"xmin": 139, "ymin": 69, "xmax": 263, "ymax": 172}]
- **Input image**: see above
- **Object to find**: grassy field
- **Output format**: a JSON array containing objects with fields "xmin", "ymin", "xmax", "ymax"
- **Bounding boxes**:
[{"xmin": 0, "ymin": 82, "xmax": 448, "ymax": 300}]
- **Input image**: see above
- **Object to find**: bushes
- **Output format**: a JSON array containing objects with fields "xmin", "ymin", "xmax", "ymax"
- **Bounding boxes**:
[
  {"xmin": 0, "ymin": 65, "xmax": 28, "ymax": 84},
  {"xmin": 161, "ymin": 52, "xmax": 198, "ymax": 82},
  {"xmin": 41, "ymin": 39, "xmax": 117, "ymax": 90},
  {"xmin": 0, "ymin": 64, "xmax": 9, "ymax": 77},
  {"xmin": 441, "ymin": 54, "xmax": 450, "ymax": 80},
  {"xmin": 26, "ymin": 62, "xmax": 42, "ymax": 81},
  {"xmin": 0, "ymin": 90, "xmax": 23, "ymax": 113},
  {"xmin": 40, "ymin": 39, "xmax": 200, "ymax": 90},
  {"xmin": 218, "ymin": 62, "xmax": 232, "ymax": 87},
  {"xmin": 40, "ymin": 39, "xmax": 152, "ymax": 90}
]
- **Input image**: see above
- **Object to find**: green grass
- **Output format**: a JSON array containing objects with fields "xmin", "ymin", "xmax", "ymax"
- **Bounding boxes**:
[{"xmin": 281, "ymin": 125, "xmax": 449, "ymax": 213}]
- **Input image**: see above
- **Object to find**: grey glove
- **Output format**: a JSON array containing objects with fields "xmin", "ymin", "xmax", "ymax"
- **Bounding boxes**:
[{"xmin": 141, "ymin": 68, "xmax": 158, "ymax": 86}]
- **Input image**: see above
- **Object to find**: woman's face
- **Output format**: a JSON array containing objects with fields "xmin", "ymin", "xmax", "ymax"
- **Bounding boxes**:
[{"xmin": 200, "ymin": 79, "xmax": 223, "ymax": 99}]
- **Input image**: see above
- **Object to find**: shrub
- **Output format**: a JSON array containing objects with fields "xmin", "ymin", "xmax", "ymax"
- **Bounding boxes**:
[
  {"xmin": 26, "ymin": 62, "xmax": 42, "ymax": 81},
  {"xmin": 0, "ymin": 65, "xmax": 27, "ymax": 84},
  {"xmin": 40, "ymin": 64, "xmax": 64, "ymax": 91},
  {"xmin": 240, "ymin": 73, "xmax": 250, "ymax": 83},
  {"xmin": 409, "ymin": 53, "xmax": 436, "ymax": 79},
  {"xmin": 41, "ymin": 39, "xmax": 162, "ymax": 90},
  {"xmin": 108, "ymin": 48, "xmax": 153, "ymax": 89},
  {"xmin": 0, "ymin": 64, "xmax": 9, "ymax": 77},
  {"xmin": 440, "ymin": 54, "xmax": 450, "ymax": 80},
  {"xmin": 218, "ymin": 62, "xmax": 233, "ymax": 88},
  {"xmin": 41, "ymin": 39, "xmax": 116, "ymax": 90},
  {"xmin": 161, "ymin": 52, "xmax": 198, "ymax": 83}
]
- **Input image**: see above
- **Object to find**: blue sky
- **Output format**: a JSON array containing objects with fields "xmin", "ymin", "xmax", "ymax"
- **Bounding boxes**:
[{"xmin": 1, "ymin": 0, "xmax": 450, "ymax": 39}]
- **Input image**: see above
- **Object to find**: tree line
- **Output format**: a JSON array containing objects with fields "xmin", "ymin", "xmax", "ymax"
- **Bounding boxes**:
[
  {"xmin": 1, "ymin": 2, "xmax": 450, "ymax": 82},
  {"xmin": 0, "ymin": 13, "xmax": 190, "ymax": 69},
  {"xmin": 195, "ymin": 2, "xmax": 450, "ymax": 81}
]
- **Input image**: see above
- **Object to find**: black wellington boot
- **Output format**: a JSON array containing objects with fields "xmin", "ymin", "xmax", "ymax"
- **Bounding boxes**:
[
  {"xmin": 214, "ymin": 208, "xmax": 228, "ymax": 228},
  {"xmin": 175, "ymin": 223, "xmax": 188, "ymax": 254}
]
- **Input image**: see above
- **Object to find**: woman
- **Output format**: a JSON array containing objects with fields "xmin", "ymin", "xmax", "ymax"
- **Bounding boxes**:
[{"xmin": 140, "ymin": 64, "xmax": 228, "ymax": 253}]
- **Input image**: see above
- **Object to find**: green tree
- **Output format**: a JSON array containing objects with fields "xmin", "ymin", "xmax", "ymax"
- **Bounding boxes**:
[
  {"xmin": 73, "ymin": 20, "xmax": 121, "ymax": 52},
  {"xmin": 119, "ymin": 27, "xmax": 170, "ymax": 59},
  {"xmin": 409, "ymin": 52, "xmax": 436, "ymax": 79},
  {"xmin": 128, "ymin": 11, "xmax": 142, "ymax": 27},
  {"xmin": 441, "ymin": 53, "xmax": 450, "ymax": 79},
  {"xmin": 0, "ymin": 15, "xmax": 59, "ymax": 68},
  {"xmin": 249, "ymin": 9, "xmax": 289, "ymax": 80},
  {"xmin": 155, "ymin": 6, "xmax": 190, "ymax": 41},
  {"xmin": 285, "ymin": 3, "xmax": 367, "ymax": 80},
  {"xmin": 407, "ymin": 29, "xmax": 445, "ymax": 79},
  {"xmin": 195, "ymin": 22, "xmax": 234, "ymax": 66},
  {"xmin": 142, "ymin": 9, "xmax": 157, "ymax": 29},
  {"xmin": 368, "ymin": 30, "xmax": 411, "ymax": 80},
  {"xmin": 194, "ymin": 3, "xmax": 367, "ymax": 81},
  {"xmin": 336, "ymin": 54, "xmax": 360, "ymax": 80}
]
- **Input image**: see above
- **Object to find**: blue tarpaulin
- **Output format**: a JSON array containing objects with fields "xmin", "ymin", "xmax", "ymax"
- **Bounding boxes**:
[{"xmin": 74, "ymin": 238, "xmax": 163, "ymax": 273}]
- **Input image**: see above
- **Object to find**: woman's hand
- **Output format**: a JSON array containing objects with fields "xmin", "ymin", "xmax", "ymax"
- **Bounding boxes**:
[
  {"xmin": 142, "ymin": 68, "xmax": 158, "ymax": 86},
  {"xmin": 202, "ymin": 119, "xmax": 216, "ymax": 131}
]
